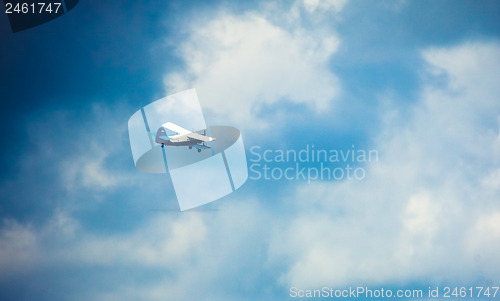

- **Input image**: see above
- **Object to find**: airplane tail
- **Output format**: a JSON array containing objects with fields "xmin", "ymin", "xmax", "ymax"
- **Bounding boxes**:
[{"xmin": 155, "ymin": 127, "xmax": 172, "ymax": 144}]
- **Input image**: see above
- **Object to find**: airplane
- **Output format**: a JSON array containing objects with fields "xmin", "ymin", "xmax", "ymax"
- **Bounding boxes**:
[{"xmin": 154, "ymin": 122, "xmax": 215, "ymax": 152}]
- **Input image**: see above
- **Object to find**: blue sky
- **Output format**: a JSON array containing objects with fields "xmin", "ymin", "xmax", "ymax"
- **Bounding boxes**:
[{"xmin": 1, "ymin": 0, "xmax": 500, "ymax": 300}]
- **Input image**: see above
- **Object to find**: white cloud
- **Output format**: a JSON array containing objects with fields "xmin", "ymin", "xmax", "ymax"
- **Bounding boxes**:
[
  {"xmin": 61, "ymin": 146, "xmax": 119, "ymax": 191},
  {"xmin": 467, "ymin": 211, "xmax": 500, "ymax": 257},
  {"xmin": 482, "ymin": 168, "xmax": 500, "ymax": 189},
  {"xmin": 70, "ymin": 213, "xmax": 207, "ymax": 267},
  {"xmin": 301, "ymin": 0, "xmax": 347, "ymax": 14},
  {"xmin": 13, "ymin": 37, "xmax": 500, "ymax": 293},
  {"xmin": 3, "ymin": 6, "xmax": 500, "ymax": 300},
  {"xmin": 20, "ymin": 104, "xmax": 136, "ymax": 194},
  {"xmin": 0, "ymin": 219, "xmax": 39, "ymax": 277},
  {"xmin": 58, "ymin": 105, "xmax": 132, "ymax": 192},
  {"xmin": 163, "ymin": 2, "xmax": 342, "ymax": 128},
  {"xmin": 0, "ymin": 198, "xmax": 272, "ymax": 301},
  {"xmin": 268, "ymin": 41, "xmax": 500, "ymax": 287},
  {"xmin": 0, "ymin": 209, "xmax": 207, "ymax": 273},
  {"xmin": 0, "ymin": 210, "xmax": 80, "ymax": 279}
]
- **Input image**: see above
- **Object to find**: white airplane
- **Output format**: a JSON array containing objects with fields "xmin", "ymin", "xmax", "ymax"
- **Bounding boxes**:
[{"xmin": 154, "ymin": 122, "xmax": 215, "ymax": 152}]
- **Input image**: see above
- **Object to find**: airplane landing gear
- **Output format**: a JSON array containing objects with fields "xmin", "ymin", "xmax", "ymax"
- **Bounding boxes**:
[
  {"xmin": 189, "ymin": 146, "xmax": 192, "ymax": 149},
  {"xmin": 198, "ymin": 149, "xmax": 201, "ymax": 152},
  {"xmin": 161, "ymin": 143, "xmax": 164, "ymax": 148}
]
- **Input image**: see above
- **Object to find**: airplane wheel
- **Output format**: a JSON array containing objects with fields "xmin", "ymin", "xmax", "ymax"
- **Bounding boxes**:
[
  {"xmin": 189, "ymin": 146, "xmax": 192, "ymax": 149},
  {"xmin": 161, "ymin": 144, "xmax": 164, "ymax": 148},
  {"xmin": 198, "ymin": 149, "xmax": 201, "ymax": 152}
]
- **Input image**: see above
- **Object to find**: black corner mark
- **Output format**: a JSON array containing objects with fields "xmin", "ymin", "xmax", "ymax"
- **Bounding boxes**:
[
  {"xmin": 64, "ymin": 0, "xmax": 77, "ymax": 11},
  {"xmin": 4, "ymin": 0, "xmax": 79, "ymax": 33}
]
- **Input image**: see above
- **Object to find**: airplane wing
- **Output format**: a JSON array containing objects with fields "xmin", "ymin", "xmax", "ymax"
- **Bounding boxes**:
[
  {"xmin": 186, "ymin": 132, "xmax": 216, "ymax": 142},
  {"xmin": 161, "ymin": 122, "xmax": 192, "ymax": 135}
]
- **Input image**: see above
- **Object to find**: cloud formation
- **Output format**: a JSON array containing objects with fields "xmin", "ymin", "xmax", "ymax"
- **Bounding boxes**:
[
  {"xmin": 269, "ymin": 41, "xmax": 500, "ymax": 287},
  {"xmin": 164, "ymin": 1, "xmax": 343, "ymax": 128},
  {"xmin": 2, "ymin": 1, "xmax": 500, "ymax": 300},
  {"xmin": 3, "ymin": 40, "xmax": 498, "ymax": 300}
]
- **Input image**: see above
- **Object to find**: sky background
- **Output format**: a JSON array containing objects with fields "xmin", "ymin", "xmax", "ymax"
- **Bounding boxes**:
[{"xmin": 1, "ymin": 0, "xmax": 500, "ymax": 300}]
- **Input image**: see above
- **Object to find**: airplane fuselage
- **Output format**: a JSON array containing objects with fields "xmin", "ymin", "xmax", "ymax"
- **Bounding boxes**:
[
  {"xmin": 154, "ymin": 122, "xmax": 215, "ymax": 152},
  {"xmin": 162, "ymin": 140, "xmax": 198, "ymax": 146}
]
